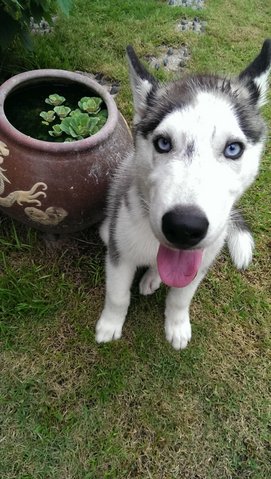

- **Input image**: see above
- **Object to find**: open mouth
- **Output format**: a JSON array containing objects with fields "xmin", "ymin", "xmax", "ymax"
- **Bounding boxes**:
[{"xmin": 157, "ymin": 244, "xmax": 203, "ymax": 288}]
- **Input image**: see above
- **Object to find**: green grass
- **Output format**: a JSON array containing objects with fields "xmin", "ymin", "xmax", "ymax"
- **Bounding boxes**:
[{"xmin": 1, "ymin": 1, "xmax": 271, "ymax": 478}]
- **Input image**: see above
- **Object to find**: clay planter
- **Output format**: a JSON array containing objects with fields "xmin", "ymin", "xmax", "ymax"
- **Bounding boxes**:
[{"xmin": 0, "ymin": 69, "xmax": 132, "ymax": 234}]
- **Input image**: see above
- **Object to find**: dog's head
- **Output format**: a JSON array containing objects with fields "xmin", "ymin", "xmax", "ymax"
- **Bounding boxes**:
[{"xmin": 127, "ymin": 42, "xmax": 270, "ymax": 279}]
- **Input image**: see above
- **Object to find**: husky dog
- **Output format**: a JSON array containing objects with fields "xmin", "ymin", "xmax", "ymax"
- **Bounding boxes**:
[{"xmin": 96, "ymin": 40, "xmax": 271, "ymax": 350}]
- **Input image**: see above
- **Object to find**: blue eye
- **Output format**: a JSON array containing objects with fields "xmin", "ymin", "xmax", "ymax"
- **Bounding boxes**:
[
  {"xmin": 154, "ymin": 136, "xmax": 172, "ymax": 153},
  {"xmin": 224, "ymin": 142, "xmax": 244, "ymax": 159}
]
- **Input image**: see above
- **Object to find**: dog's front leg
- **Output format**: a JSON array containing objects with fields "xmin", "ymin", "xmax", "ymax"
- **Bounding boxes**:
[
  {"xmin": 95, "ymin": 254, "xmax": 136, "ymax": 343},
  {"xmin": 165, "ymin": 273, "xmax": 204, "ymax": 350}
]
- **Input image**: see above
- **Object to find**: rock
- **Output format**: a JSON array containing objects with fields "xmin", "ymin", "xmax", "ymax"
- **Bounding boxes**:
[
  {"xmin": 76, "ymin": 71, "xmax": 120, "ymax": 96},
  {"xmin": 193, "ymin": 23, "xmax": 202, "ymax": 33},
  {"xmin": 95, "ymin": 73, "xmax": 103, "ymax": 81},
  {"xmin": 168, "ymin": 0, "xmax": 205, "ymax": 5},
  {"xmin": 177, "ymin": 16, "xmax": 207, "ymax": 34},
  {"xmin": 110, "ymin": 85, "xmax": 120, "ymax": 95},
  {"xmin": 30, "ymin": 16, "xmax": 55, "ymax": 35},
  {"xmin": 146, "ymin": 45, "xmax": 190, "ymax": 72}
]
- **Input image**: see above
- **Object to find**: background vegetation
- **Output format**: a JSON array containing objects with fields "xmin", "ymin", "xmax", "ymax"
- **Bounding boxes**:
[
  {"xmin": 0, "ymin": 1, "xmax": 270, "ymax": 478},
  {"xmin": 0, "ymin": 0, "xmax": 72, "ymax": 51}
]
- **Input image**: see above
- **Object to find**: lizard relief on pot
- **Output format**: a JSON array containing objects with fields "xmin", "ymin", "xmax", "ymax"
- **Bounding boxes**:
[{"xmin": 0, "ymin": 140, "xmax": 68, "ymax": 225}]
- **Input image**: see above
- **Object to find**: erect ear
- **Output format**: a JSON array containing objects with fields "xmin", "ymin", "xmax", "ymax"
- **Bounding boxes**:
[
  {"xmin": 126, "ymin": 45, "xmax": 157, "ymax": 123},
  {"xmin": 239, "ymin": 39, "xmax": 271, "ymax": 107}
]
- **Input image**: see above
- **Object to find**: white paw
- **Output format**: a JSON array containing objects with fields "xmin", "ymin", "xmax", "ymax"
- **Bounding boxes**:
[
  {"xmin": 228, "ymin": 229, "xmax": 254, "ymax": 270},
  {"xmin": 165, "ymin": 320, "xmax": 192, "ymax": 350},
  {"xmin": 95, "ymin": 314, "xmax": 123, "ymax": 343},
  {"xmin": 139, "ymin": 268, "xmax": 161, "ymax": 295}
]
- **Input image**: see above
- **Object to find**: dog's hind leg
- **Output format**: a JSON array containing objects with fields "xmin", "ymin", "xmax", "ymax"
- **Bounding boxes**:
[
  {"xmin": 95, "ymin": 254, "xmax": 136, "ymax": 343},
  {"xmin": 227, "ymin": 209, "xmax": 254, "ymax": 270},
  {"xmin": 139, "ymin": 266, "xmax": 161, "ymax": 295}
]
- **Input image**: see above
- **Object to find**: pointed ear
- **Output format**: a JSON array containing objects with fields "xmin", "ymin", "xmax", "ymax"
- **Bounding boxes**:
[
  {"xmin": 239, "ymin": 39, "xmax": 271, "ymax": 107},
  {"xmin": 126, "ymin": 45, "xmax": 157, "ymax": 122}
]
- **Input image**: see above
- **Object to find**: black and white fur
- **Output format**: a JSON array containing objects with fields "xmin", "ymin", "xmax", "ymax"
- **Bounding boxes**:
[{"xmin": 96, "ymin": 40, "xmax": 271, "ymax": 350}]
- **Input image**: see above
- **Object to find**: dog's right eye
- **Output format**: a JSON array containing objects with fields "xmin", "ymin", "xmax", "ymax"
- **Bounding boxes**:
[{"xmin": 153, "ymin": 136, "xmax": 172, "ymax": 153}]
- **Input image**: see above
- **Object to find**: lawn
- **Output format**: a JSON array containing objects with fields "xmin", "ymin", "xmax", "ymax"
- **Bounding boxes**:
[{"xmin": 0, "ymin": 1, "xmax": 271, "ymax": 478}]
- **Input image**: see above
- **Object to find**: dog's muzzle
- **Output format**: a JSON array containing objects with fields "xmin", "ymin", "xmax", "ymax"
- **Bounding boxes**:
[{"xmin": 162, "ymin": 205, "xmax": 209, "ymax": 249}]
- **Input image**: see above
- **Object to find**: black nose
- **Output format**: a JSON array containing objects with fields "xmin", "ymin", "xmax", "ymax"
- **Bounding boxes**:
[{"xmin": 162, "ymin": 206, "xmax": 209, "ymax": 248}]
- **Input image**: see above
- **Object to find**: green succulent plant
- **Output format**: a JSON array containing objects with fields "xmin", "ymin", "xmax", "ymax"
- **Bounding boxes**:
[
  {"xmin": 78, "ymin": 96, "xmax": 103, "ymax": 114},
  {"xmin": 97, "ymin": 109, "xmax": 108, "ymax": 126},
  {"xmin": 54, "ymin": 105, "xmax": 71, "ymax": 118},
  {"xmin": 48, "ymin": 124, "xmax": 63, "ymax": 138},
  {"xmin": 69, "ymin": 108, "xmax": 82, "ymax": 117},
  {"xmin": 40, "ymin": 93, "xmax": 108, "ymax": 142},
  {"xmin": 60, "ymin": 112, "xmax": 94, "ymax": 139},
  {"xmin": 88, "ymin": 111, "xmax": 108, "ymax": 135},
  {"xmin": 45, "ymin": 94, "xmax": 66, "ymax": 106},
  {"xmin": 39, "ymin": 110, "xmax": 56, "ymax": 125}
]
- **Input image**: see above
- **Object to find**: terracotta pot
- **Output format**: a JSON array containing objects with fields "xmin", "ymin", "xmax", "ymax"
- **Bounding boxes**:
[{"xmin": 0, "ymin": 69, "xmax": 132, "ymax": 234}]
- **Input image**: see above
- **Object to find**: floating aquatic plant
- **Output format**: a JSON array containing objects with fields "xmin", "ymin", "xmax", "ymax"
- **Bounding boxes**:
[
  {"xmin": 60, "ymin": 112, "xmax": 93, "ymax": 139},
  {"xmin": 45, "ymin": 94, "xmax": 66, "ymax": 106},
  {"xmin": 78, "ymin": 96, "xmax": 103, "ymax": 114},
  {"xmin": 39, "ymin": 110, "xmax": 55, "ymax": 125},
  {"xmin": 53, "ymin": 106, "xmax": 71, "ymax": 118},
  {"xmin": 48, "ymin": 124, "xmax": 62, "ymax": 138},
  {"xmin": 40, "ymin": 94, "xmax": 108, "ymax": 142}
]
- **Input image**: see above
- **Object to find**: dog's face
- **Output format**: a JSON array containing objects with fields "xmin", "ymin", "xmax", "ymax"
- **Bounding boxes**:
[{"xmin": 127, "ymin": 42, "xmax": 271, "ymax": 251}]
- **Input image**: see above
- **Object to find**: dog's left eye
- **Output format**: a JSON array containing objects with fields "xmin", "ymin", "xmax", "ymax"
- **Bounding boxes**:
[
  {"xmin": 154, "ymin": 136, "xmax": 172, "ymax": 153},
  {"xmin": 224, "ymin": 142, "xmax": 244, "ymax": 159}
]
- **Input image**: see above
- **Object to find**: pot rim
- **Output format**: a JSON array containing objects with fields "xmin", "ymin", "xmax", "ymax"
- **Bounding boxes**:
[{"xmin": 0, "ymin": 69, "xmax": 119, "ymax": 153}]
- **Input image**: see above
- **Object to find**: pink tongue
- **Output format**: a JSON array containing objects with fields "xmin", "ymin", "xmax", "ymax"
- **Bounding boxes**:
[{"xmin": 157, "ymin": 244, "xmax": 203, "ymax": 288}]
